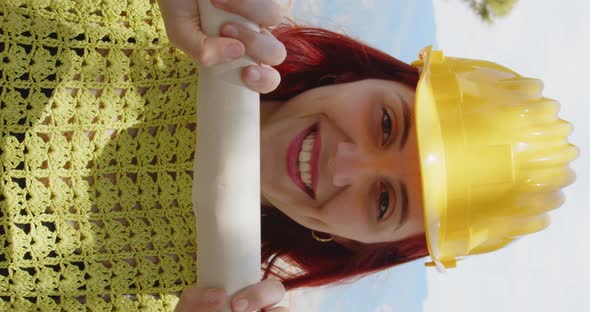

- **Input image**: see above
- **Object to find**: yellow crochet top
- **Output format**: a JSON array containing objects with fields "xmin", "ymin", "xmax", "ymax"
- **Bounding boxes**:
[{"xmin": 1, "ymin": 0, "xmax": 199, "ymax": 310}]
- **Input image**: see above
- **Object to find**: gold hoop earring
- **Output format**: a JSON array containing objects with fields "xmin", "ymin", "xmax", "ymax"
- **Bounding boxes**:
[{"xmin": 312, "ymin": 230, "xmax": 333, "ymax": 243}]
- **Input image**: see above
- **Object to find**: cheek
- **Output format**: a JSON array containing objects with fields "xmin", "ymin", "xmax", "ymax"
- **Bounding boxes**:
[
  {"xmin": 325, "ymin": 96, "xmax": 375, "ymax": 144},
  {"xmin": 279, "ymin": 89, "xmax": 335, "ymax": 119},
  {"xmin": 327, "ymin": 96, "xmax": 370, "ymax": 123},
  {"xmin": 318, "ymin": 188, "xmax": 370, "ymax": 236}
]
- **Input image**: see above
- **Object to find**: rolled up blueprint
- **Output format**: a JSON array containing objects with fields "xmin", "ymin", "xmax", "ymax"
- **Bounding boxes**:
[{"xmin": 193, "ymin": 1, "xmax": 261, "ymax": 310}]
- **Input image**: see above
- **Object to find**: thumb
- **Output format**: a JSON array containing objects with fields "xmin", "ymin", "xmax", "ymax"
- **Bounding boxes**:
[
  {"xmin": 175, "ymin": 287, "xmax": 227, "ymax": 312},
  {"xmin": 158, "ymin": 0, "xmax": 245, "ymax": 66}
]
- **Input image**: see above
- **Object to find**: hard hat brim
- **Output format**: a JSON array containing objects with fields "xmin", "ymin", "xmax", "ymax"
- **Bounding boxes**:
[{"xmin": 414, "ymin": 46, "xmax": 449, "ymax": 270}]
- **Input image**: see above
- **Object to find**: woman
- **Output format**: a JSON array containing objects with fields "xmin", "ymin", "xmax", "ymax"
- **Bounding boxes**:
[
  {"xmin": 163, "ymin": 1, "xmax": 428, "ymax": 310},
  {"xmin": 0, "ymin": 0, "xmax": 576, "ymax": 312},
  {"xmin": 164, "ymin": 1, "xmax": 577, "ymax": 311}
]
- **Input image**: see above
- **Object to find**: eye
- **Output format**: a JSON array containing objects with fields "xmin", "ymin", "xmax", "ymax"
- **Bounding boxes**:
[
  {"xmin": 381, "ymin": 108, "xmax": 392, "ymax": 145},
  {"xmin": 377, "ymin": 184, "xmax": 390, "ymax": 220}
]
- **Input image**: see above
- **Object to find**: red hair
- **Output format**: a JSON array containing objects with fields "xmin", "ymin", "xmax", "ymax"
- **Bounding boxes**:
[{"xmin": 260, "ymin": 25, "xmax": 429, "ymax": 290}]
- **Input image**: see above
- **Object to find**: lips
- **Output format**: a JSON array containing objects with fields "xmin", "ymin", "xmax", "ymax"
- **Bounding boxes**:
[{"xmin": 287, "ymin": 123, "xmax": 320, "ymax": 198}]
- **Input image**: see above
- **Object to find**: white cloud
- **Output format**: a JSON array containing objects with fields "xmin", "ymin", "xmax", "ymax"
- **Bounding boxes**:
[
  {"xmin": 428, "ymin": 0, "xmax": 590, "ymax": 311},
  {"xmin": 361, "ymin": 0, "xmax": 376, "ymax": 9},
  {"xmin": 374, "ymin": 304, "xmax": 394, "ymax": 312},
  {"xmin": 286, "ymin": 287, "xmax": 327, "ymax": 311}
]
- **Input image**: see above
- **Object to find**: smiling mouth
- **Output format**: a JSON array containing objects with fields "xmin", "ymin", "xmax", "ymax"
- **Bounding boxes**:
[{"xmin": 287, "ymin": 123, "xmax": 320, "ymax": 198}]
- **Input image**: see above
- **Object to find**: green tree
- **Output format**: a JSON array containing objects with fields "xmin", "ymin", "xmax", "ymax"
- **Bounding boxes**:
[{"xmin": 463, "ymin": 0, "xmax": 519, "ymax": 23}]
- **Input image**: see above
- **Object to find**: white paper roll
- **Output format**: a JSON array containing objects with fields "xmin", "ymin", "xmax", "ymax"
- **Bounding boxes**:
[{"xmin": 193, "ymin": 1, "xmax": 261, "ymax": 310}]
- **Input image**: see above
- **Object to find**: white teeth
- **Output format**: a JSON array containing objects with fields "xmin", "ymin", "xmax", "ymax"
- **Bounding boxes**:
[
  {"xmin": 301, "ymin": 134, "xmax": 315, "ymax": 152},
  {"xmin": 299, "ymin": 151, "xmax": 311, "ymax": 162},
  {"xmin": 301, "ymin": 172, "xmax": 311, "ymax": 184},
  {"xmin": 299, "ymin": 162, "xmax": 311, "ymax": 172},
  {"xmin": 298, "ymin": 131, "xmax": 316, "ymax": 189}
]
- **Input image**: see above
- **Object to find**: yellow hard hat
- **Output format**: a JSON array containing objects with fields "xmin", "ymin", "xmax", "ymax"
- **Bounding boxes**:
[{"xmin": 413, "ymin": 46, "xmax": 578, "ymax": 270}]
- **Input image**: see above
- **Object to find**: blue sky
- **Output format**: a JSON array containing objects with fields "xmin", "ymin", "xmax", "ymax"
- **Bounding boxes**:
[
  {"xmin": 288, "ymin": 0, "xmax": 436, "ymax": 63},
  {"xmin": 285, "ymin": 0, "xmax": 589, "ymax": 311}
]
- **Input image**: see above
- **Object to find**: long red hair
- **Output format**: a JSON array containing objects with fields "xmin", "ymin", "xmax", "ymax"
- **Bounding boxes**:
[{"xmin": 260, "ymin": 25, "xmax": 429, "ymax": 290}]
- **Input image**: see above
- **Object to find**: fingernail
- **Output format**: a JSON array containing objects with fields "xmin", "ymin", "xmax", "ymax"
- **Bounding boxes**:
[
  {"xmin": 247, "ymin": 68, "xmax": 261, "ymax": 82},
  {"xmin": 224, "ymin": 43, "xmax": 244, "ymax": 60},
  {"xmin": 222, "ymin": 25, "xmax": 239, "ymax": 38},
  {"xmin": 205, "ymin": 289, "xmax": 225, "ymax": 304},
  {"xmin": 233, "ymin": 298, "xmax": 248, "ymax": 312},
  {"xmin": 214, "ymin": 0, "xmax": 228, "ymax": 5}
]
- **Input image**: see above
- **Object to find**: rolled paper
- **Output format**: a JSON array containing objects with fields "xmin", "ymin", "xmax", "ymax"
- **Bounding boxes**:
[{"xmin": 193, "ymin": 0, "xmax": 261, "ymax": 310}]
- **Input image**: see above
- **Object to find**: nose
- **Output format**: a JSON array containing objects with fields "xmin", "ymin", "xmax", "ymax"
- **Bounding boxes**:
[{"xmin": 331, "ymin": 142, "xmax": 379, "ymax": 187}]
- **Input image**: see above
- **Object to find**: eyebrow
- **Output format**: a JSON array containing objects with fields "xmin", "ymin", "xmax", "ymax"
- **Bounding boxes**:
[
  {"xmin": 396, "ymin": 182, "xmax": 409, "ymax": 230},
  {"xmin": 398, "ymin": 95, "xmax": 411, "ymax": 150}
]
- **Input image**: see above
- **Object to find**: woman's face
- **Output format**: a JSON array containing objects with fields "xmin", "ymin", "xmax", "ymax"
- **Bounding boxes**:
[{"xmin": 260, "ymin": 79, "xmax": 424, "ymax": 244}]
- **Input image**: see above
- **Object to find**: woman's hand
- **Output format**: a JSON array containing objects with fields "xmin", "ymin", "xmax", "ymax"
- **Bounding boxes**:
[
  {"xmin": 175, "ymin": 279, "xmax": 289, "ymax": 312},
  {"xmin": 157, "ymin": 0, "xmax": 287, "ymax": 93}
]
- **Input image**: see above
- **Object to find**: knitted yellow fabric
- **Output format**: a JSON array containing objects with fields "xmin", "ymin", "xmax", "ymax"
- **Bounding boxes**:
[{"xmin": 0, "ymin": 0, "xmax": 199, "ymax": 310}]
